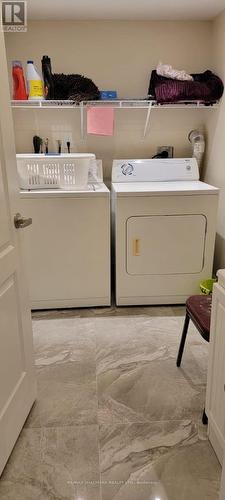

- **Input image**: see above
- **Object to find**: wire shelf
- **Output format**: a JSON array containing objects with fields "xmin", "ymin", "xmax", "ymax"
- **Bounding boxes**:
[
  {"xmin": 11, "ymin": 99, "xmax": 219, "ymax": 138},
  {"xmin": 11, "ymin": 99, "xmax": 219, "ymax": 109}
]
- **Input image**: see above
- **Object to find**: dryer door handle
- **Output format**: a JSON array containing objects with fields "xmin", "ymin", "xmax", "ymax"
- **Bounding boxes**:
[{"xmin": 133, "ymin": 239, "xmax": 141, "ymax": 256}]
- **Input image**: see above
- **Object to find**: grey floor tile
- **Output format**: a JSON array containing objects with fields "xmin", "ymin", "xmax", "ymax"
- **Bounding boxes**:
[
  {"xmin": 25, "ymin": 361, "xmax": 98, "ymax": 428},
  {"xmin": 0, "ymin": 306, "xmax": 221, "ymax": 500},
  {"xmin": 99, "ymin": 420, "xmax": 221, "ymax": 500},
  {"xmin": 26, "ymin": 318, "xmax": 98, "ymax": 428},
  {"xmin": 33, "ymin": 317, "xmax": 96, "ymax": 367},
  {"xmin": 96, "ymin": 315, "xmax": 208, "ymax": 424},
  {"xmin": 0, "ymin": 425, "xmax": 100, "ymax": 500}
]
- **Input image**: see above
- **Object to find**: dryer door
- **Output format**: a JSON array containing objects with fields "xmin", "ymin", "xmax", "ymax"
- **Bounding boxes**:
[{"xmin": 127, "ymin": 214, "xmax": 206, "ymax": 275}]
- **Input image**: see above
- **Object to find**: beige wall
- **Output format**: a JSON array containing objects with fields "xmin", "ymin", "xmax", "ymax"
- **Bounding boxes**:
[
  {"xmin": 205, "ymin": 11, "xmax": 225, "ymax": 270},
  {"xmin": 6, "ymin": 20, "xmax": 212, "ymax": 180}
]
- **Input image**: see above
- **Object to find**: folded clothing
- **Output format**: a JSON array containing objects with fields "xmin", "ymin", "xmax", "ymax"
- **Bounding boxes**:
[
  {"xmin": 149, "ymin": 70, "xmax": 224, "ymax": 104},
  {"xmin": 157, "ymin": 62, "xmax": 193, "ymax": 81}
]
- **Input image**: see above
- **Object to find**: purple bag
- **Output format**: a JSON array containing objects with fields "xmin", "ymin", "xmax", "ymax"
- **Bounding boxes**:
[{"xmin": 148, "ymin": 70, "xmax": 224, "ymax": 104}]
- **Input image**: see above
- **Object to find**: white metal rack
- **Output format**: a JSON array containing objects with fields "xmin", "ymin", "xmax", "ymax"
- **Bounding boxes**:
[{"xmin": 11, "ymin": 99, "xmax": 219, "ymax": 138}]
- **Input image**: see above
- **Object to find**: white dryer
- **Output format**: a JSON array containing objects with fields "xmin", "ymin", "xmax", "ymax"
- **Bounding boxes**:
[{"xmin": 111, "ymin": 158, "xmax": 219, "ymax": 306}]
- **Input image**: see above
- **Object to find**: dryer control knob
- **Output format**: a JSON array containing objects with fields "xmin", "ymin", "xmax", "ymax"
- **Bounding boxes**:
[{"xmin": 121, "ymin": 163, "xmax": 134, "ymax": 176}]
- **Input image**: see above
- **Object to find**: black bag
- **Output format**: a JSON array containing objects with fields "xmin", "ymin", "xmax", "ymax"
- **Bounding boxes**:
[{"xmin": 52, "ymin": 73, "xmax": 100, "ymax": 101}]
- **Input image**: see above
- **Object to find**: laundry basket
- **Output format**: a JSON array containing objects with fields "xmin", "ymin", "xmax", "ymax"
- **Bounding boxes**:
[{"xmin": 17, "ymin": 153, "xmax": 96, "ymax": 190}]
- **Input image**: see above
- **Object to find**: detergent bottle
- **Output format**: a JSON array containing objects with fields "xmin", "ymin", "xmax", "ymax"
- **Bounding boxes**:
[
  {"xmin": 26, "ymin": 60, "xmax": 44, "ymax": 100},
  {"xmin": 12, "ymin": 61, "xmax": 27, "ymax": 100},
  {"xmin": 42, "ymin": 55, "xmax": 54, "ymax": 99}
]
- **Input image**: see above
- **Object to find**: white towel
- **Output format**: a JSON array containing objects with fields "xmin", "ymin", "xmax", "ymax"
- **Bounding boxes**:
[{"xmin": 157, "ymin": 62, "xmax": 193, "ymax": 81}]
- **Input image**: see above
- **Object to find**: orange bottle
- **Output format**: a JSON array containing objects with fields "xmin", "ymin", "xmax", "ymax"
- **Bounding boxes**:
[{"xmin": 12, "ymin": 60, "xmax": 27, "ymax": 100}]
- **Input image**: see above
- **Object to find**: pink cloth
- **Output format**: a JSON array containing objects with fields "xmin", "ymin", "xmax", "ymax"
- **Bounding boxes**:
[{"xmin": 87, "ymin": 106, "xmax": 114, "ymax": 136}]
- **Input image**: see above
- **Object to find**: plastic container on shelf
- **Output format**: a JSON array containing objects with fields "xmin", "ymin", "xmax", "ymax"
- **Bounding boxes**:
[
  {"xmin": 200, "ymin": 278, "xmax": 217, "ymax": 295},
  {"xmin": 12, "ymin": 61, "xmax": 27, "ymax": 100},
  {"xmin": 41, "ymin": 55, "xmax": 54, "ymax": 99},
  {"xmin": 26, "ymin": 61, "xmax": 44, "ymax": 100},
  {"xmin": 16, "ymin": 153, "xmax": 96, "ymax": 190}
]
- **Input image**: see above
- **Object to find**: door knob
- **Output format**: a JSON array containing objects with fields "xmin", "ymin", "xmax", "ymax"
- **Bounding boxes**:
[{"xmin": 14, "ymin": 213, "xmax": 32, "ymax": 229}]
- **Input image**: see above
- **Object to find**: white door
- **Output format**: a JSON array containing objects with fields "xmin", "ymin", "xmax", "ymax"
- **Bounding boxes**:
[
  {"xmin": 0, "ymin": 30, "xmax": 36, "ymax": 475},
  {"xmin": 206, "ymin": 280, "xmax": 225, "ymax": 465}
]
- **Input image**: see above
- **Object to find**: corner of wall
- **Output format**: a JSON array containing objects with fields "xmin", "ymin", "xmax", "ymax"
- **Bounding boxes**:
[{"xmin": 205, "ymin": 9, "xmax": 225, "ymax": 271}]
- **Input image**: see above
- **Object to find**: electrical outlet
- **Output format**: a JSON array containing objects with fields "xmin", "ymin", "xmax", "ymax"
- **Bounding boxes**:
[{"xmin": 157, "ymin": 146, "xmax": 174, "ymax": 158}]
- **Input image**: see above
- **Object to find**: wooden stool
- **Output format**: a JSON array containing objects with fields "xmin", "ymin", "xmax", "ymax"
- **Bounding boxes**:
[{"xmin": 176, "ymin": 295, "xmax": 212, "ymax": 424}]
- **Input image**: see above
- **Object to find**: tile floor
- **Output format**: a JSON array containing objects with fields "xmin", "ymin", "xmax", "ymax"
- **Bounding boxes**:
[{"xmin": 0, "ymin": 305, "xmax": 221, "ymax": 499}]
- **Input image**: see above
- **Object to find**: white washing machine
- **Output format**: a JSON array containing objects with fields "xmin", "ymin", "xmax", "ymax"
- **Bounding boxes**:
[
  {"xmin": 111, "ymin": 158, "xmax": 219, "ymax": 306},
  {"xmin": 20, "ymin": 172, "xmax": 110, "ymax": 309}
]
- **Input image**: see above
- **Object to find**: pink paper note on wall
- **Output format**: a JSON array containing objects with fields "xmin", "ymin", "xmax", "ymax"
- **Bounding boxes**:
[{"xmin": 87, "ymin": 106, "xmax": 114, "ymax": 136}]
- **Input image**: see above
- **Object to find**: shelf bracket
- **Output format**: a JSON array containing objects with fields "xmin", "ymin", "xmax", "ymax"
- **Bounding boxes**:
[
  {"xmin": 80, "ymin": 101, "xmax": 84, "ymax": 138},
  {"xmin": 143, "ymin": 101, "xmax": 153, "ymax": 138}
]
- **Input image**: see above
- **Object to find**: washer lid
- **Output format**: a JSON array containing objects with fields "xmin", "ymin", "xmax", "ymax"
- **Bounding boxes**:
[
  {"xmin": 20, "ymin": 183, "xmax": 110, "ymax": 198},
  {"xmin": 112, "ymin": 180, "xmax": 219, "ymax": 196},
  {"xmin": 112, "ymin": 158, "xmax": 199, "ymax": 182},
  {"xmin": 16, "ymin": 153, "xmax": 96, "ymax": 159}
]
